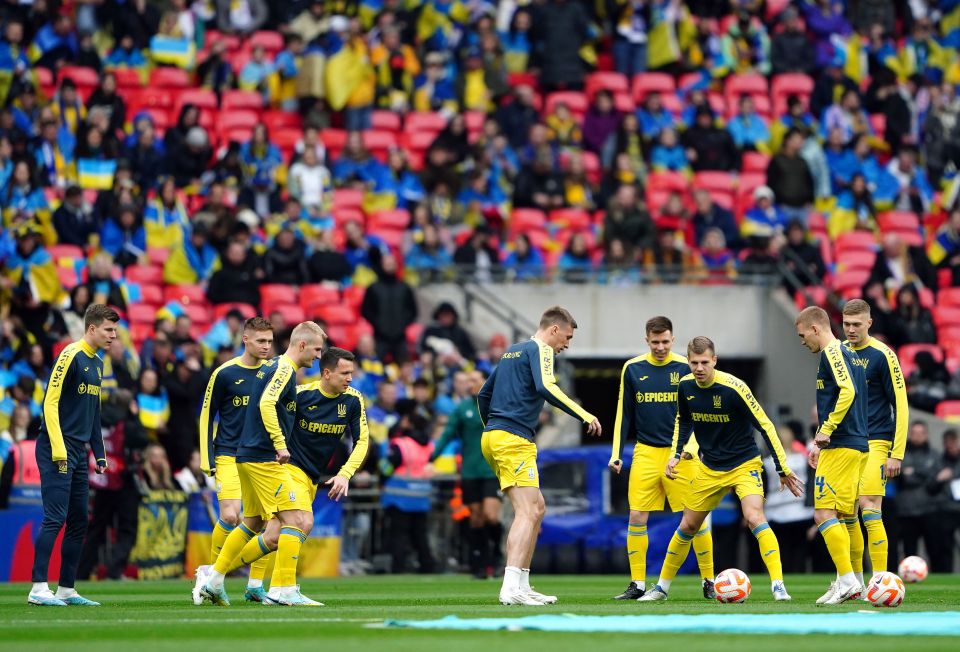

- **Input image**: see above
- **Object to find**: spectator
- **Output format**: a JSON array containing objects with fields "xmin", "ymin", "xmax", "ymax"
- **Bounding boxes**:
[
  {"xmin": 865, "ymin": 68, "xmax": 914, "ymax": 154},
  {"xmin": 239, "ymin": 45, "xmax": 275, "ymax": 103},
  {"xmin": 196, "ymin": 39, "xmax": 236, "ymax": 94},
  {"xmin": 216, "ymin": 0, "xmax": 267, "ymax": 35},
  {"xmin": 371, "ymin": 27, "xmax": 419, "ymax": 113},
  {"xmin": 289, "ymin": 0, "xmax": 327, "ymax": 44},
  {"xmin": 513, "ymin": 149, "xmax": 564, "ymax": 211},
  {"xmin": 141, "ymin": 442, "xmax": 174, "ymax": 490},
  {"xmin": 907, "ymin": 351, "xmax": 951, "ymax": 412},
  {"xmin": 237, "ymin": 170, "xmax": 284, "ymax": 219},
  {"xmin": 367, "ymin": 381, "xmax": 400, "ymax": 444},
  {"xmin": 126, "ymin": 121, "xmax": 165, "ymax": 192},
  {"xmin": 136, "ymin": 366, "xmax": 170, "ymax": 441},
  {"xmin": 288, "ymin": 146, "xmax": 332, "ymax": 216},
  {"xmin": 636, "ymin": 92, "xmax": 673, "ymax": 144},
  {"xmin": 170, "ymin": 126, "xmax": 212, "ymax": 188},
  {"xmin": 923, "ymin": 83, "xmax": 960, "ymax": 187},
  {"xmin": 743, "ymin": 185, "xmax": 788, "ymax": 236},
  {"xmin": 100, "ymin": 204, "xmax": 146, "ymax": 269},
  {"xmin": 728, "ymin": 95, "xmax": 770, "ymax": 152},
  {"xmin": 650, "ymin": 127, "xmax": 690, "ymax": 174},
  {"xmin": 869, "ymin": 233, "xmax": 938, "ymax": 295},
  {"xmin": 771, "ymin": 95, "xmax": 818, "ymax": 153},
  {"xmin": 770, "ymin": 6, "xmax": 815, "ymax": 75},
  {"xmin": 333, "ymin": 130, "xmax": 384, "ymax": 187},
  {"xmin": 642, "ymin": 227, "xmax": 693, "ymax": 283},
  {"xmin": 928, "ymin": 209, "xmax": 960, "ymax": 286},
  {"xmin": 557, "ymin": 232, "xmax": 594, "ymax": 283},
  {"xmin": 600, "ymin": 237, "xmax": 641, "ymax": 285},
  {"xmin": 535, "ymin": 0, "xmax": 592, "ymax": 92},
  {"xmin": 175, "ymin": 449, "xmax": 217, "ymax": 493},
  {"xmin": 307, "ymin": 230, "xmax": 351, "ymax": 284},
  {"xmin": 263, "ymin": 228, "xmax": 309, "ymax": 286},
  {"xmin": 766, "ymin": 129, "xmax": 814, "ymax": 224},
  {"xmin": 420, "ymin": 302, "xmax": 475, "ymax": 362},
  {"xmin": 886, "ymin": 146, "xmax": 933, "ymax": 216},
  {"xmin": 83, "ymin": 253, "xmax": 126, "ymax": 310},
  {"xmin": 810, "ymin": 57, "xmax": 859, "ymax": 120},
  {"xmin": 611, "ymin": 0, "xmax": 648, "ymax": 77},
  {"xmin": 897, "ymin": 421, "xmax": 941, "ymax": 562},
  {"xmin": 604, "ymin": 183, "xmax": 654, "ymax": 256},
  {"xmin": 361, "ymin": 253, "xmax": 418, "ymax": 363},
  {"xmin": 930, "ymin": 430, "xmax": 960, "ymax": 572},
  {"xmin": 562, "ymin": 153, "xmax": 595, "ymax": 211},
  {"xmin": 163, "ymin": 358, "xmax": 207, "ymax": 471},
  {"xmin": 545, "ymin": 102, "xmax": 583, "ymax": 151},
  {"xmin": 829, "ymin": 173, "xmax": 878, "ymax": 239},
  {"xmin": 413, "ymin": 50, "xmax": 457, "ymax": 114},
  {"xmin": 613, "ymin": 112, "xmax": 646, "ymax": 179},
  {"xmin": 683, "ymin": 106, "xmax": 739, "ymax": 172},
  {"xmin": 52, "ymin": 185, "xmax": 100, "ymax": 248},
  {"xmin": 895, "ymin": 285, "xmax": 938, "ymax": 346},
  {"xmin": 501, "ymin": 8, "xmax": 534, "ymax": 74},
  {"xmin": 761, "ymin": 421, "xmax": 813, "ymax": 573},
  {"xmin": 800, "ymin": 0, "xmax": 852, "ymax": 67},
  {"xmin": 779, "ymin": 220, "xmax": 826, "ymax": 286},
  {"xmin": 206, "ymin": 241, "xmax": 262, "ymax": 306},
  {"xmin": 694, "ymin": 228, "xmax": 736, "ymax": 281},
  {"xmin": 452, "ymin": 227, "xmax": 501, "ymax": 282},
  {"xmin": 495, "ymin": 85, "xmax": 539, "ymax": 150},
  {"xmin": 405, "ymin": 223, "xmax": 451, "ymax": 284},
  {"xmin": 86, "ymin": 73, "xmax": 127, "ymax": 138},
  {"xmin": 163, "ymin": 223, "xmax": 219, "ymax": 286},
  {"xmin": 693, "ymin": 188, "xmax": 740, "ymax": 251},
  {"xmin": 739, "ymin": 231, "xmax": 780, "ymax": 277},
  {"xmin": 859, "ymin": 280, "xmax": 899, "ymax": 344},
  {"xmin": 503, "ymin": 233, "xmax": 546, "ymax": 282}
]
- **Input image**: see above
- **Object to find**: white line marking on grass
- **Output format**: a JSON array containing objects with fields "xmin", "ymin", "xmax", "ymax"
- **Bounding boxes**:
[{"xmin": 3, "ymin": 618, "xmax": 382, "ymax": 626}]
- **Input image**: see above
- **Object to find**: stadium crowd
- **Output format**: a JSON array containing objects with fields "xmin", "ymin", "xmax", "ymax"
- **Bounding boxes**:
[{"xmin": 1, "ymin": 0, "xmax": 960, "ymax": 577}]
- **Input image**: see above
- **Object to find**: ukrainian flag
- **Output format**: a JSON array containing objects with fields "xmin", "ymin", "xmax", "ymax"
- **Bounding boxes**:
[
  {"xmin": 137, "ymin": 390, "xmax": 170, "ymax": 434},
  {"xmin": 2, "ymin": 240, "xmax": 64, "ymax": 305},
  {"xmin": 942, "ymin": 0, "xmax": 960, "ymax": 48},
  {"xmin": 928, "ymin": 229, "xmax": 960, "ymax": 267},
  {"xmin": 144, "ymin": 198, "xmax": 189, "ymax": 250},
  {"xmin": 157, "ymin": 301, "xmax": 186, "ymax": 324},
  {"xmin": 77, "ymin": 159, "xmax": 117, "ymax": 191},
  {"xmin": 149, "ymin": 35, "xmax": 195, "ymax": 70}
]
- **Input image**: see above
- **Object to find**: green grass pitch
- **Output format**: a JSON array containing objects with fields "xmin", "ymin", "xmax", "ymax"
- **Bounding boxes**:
[{"xmin": 0, "ymin": 574, "xmax": 957, "ymax": 652}]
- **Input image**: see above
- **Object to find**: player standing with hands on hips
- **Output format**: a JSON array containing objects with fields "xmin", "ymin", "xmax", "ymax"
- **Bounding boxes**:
[
  {"xmin": 478, "ymin": 306, "xmax": 602, "ymax": 606},
  {"xmin": 29, "ymin": 304, "xmax": 119, "ymax": 606}
]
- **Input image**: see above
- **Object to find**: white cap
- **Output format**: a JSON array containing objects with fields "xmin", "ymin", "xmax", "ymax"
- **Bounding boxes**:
[{"xmin": 753, "ymin": 185, "xmax": 774, "ymax": 202}]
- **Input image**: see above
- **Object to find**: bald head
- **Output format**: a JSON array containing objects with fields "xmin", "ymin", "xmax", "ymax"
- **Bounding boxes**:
[
  {"xmin": 288, "ymin": 321, "xmax": 327, "ymax": 368},
  {"xmin": 796, "ymin": 306, "xmax": 830, "ymax": 329}
]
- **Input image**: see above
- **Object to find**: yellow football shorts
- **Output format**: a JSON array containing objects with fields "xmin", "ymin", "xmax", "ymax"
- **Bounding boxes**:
[
  {"xmin": 628, "ymin": 442, "xmax": 699, "ymax": 512},
  {"xmin": 481, "ymin": 429, "xmax": 539, "ymax": 490},
  {"xmin": 815, "ymin": 447, "xmax": 868, "ymax": 514},
  {"xmin": 237, "ymin": 461, "xmax": 296, "ymax": 520},
  {"xmin": 286, "ymin": 464, "xmax": 319, "ymax": 513},
  {"xmin": 214, "ymin": 455, "xmax": 242, "ymax": 501},
  {"xmin": 859, "ymin": 439, "xmax": 892, "ymax": 497},
  {"xmin": 686, "ymin": 457, "xmax": 765, "ymax": 512}
]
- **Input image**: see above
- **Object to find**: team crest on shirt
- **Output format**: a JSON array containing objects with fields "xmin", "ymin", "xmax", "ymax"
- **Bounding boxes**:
[
  {"xmin": 670, "ymin": 372, "xmax": 680, "ymax": 385},
  {"xmin": 337, "ymin": 403, "xmax": 347, "ymax": 418},
  {"xmin": 78, "ymin": 382, "xmax": 86, "ymax": 395},
  {"xmin": 527, "ymin": 468, "xmax": 535, "ymax": 480},
  {"xmin": 289, "ymin": 491, "xmax": 297, "ymax": 502},
  {"xmin": 286, "ymin": 400, "xmax": 297, "ymax": 412},
  {"xmin": 713, "ymin": 395, "xmax": 722, "ymax": 408},
  {"xmin": 300, "ymin": 419, "xmax": 308, "ymax": 429}
]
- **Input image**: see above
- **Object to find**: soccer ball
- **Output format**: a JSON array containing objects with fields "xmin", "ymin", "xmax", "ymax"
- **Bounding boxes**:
[
  {"xmin": 898, "ymin": 556, "xmax": 929, "ymax": 583},
  {"xmin": 866, "ymin": 572, "xmax": 905, "ymax": 608},
  {"xmin": 714, "ymin": 568, "xmax": 751, "ymax": 603}
]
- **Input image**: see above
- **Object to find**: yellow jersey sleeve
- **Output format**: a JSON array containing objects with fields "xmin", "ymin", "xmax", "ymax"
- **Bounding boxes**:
[{"xmin": 44, "ymin": 344, "xmax": 79, "ymax": 462}]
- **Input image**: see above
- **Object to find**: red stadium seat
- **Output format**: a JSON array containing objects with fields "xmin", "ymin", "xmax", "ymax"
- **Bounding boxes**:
[
  {"xmin": 878, "ymin": 211, "xmax": 920, "ymax": 232},
  {"xmin": 771, "ymin": 73, "xmax": 814, "ymax": 103},
  {"xmin": 203, "ymin": 30, "xmax": 241, "ymax": 52},
  {"xmin": 111, "ymin": 68, "xmax": 143, "ymax": 89},
  {"xmin": 129, "ymin": 303, "xmax": 156, "ymax": 324},
  {"xmin": 405, "ymin": 111, "xmax": 447, "ymax": 134},
  {"xmin": 794, "ymin": 286, "xmax": 828, "ymax": 311},
  {"xmin": 147, "ymin": 247, "xmax": 170, "ymax": 266},
  {"xmin": 836, "ymin": 249, "xmax": 876, "ymax": 271},
  {"xmin": 174, "ymin": 88, "xmax": 218, "ymax": 111},
  {"xmin": 694, "ymin": 171, "xmax": 734, "ymax": 192},
  {"xmin": 835, "ymin": 231, "xmax": 878, "ymax": 254},
  {"xmin": 221, "ymin": 90, "xmax": 264, "ymax": 111},
  {"xmin": 332, "ymin": 188, "xmax": 364, "ymax": 209},
  {"xmin": 402, "ymin": 130, "xmax": 437, "ymax": 153},
  {"xmin": 363, "ymin": 130, "xmax": 398, "ymax": 159},
  {"xmin": 509, "ymin": 208, "xmax": 547, "ymax": 233},
  {"xmin": 164, "ymin": 284, "xmax": 207, "ymax": 306},
  {"xmin": 899, "ymin": 344, "xmax": 943, "ymax": 364},
  {"xmin": 632, "ymin": 72, "xmax": 675, "ymax": 102},
  {"xmin": 342, "ymin": 285, "xmax": 365, "ymax": 310},
  {"xmin": 213, "ymin": 302, "xmax": 258, "ymax": 320},
  {"xmin": 57, "ymin": 267, "xmax": 79, "ymax": 289},
  {"xmin": 139, "ymin": 284, "xmax": 163, "ymax": 307},
  {"xmin": 831, "ymin": 269, "xmax": 871, "ymax": 294},
  {"xmin": 934, "ymin": 306, "xmax": 960, "ymax": 328},
  {"xmin": 299, "ymin": 285, "xmax": 341, "ymax": 312},
  {"xmin": 218, "ymin": 109, "xmax": 260, "ymax": 134},
  {"xmin": 368, "ymin": 209, "xmax": 410, "ymax": 231},
  {"xmin": 150, "ymin": 67, "xmax": 192, "ymax": 88},
  {"xmin": 406, "ymin": 321, "xmax": 424, "ymax": 346},
  {"xmin": 742, "ymin": 151, "xmax": 770, "ymax": 173},
  {"xmin": 869, "ymin": 114, "xmax": 886, "ymax": 137},
  {"xmin": 369, "ymin": 228, "xmax": 405, "ymax": 250},
  {"xmin": 725, "ymin": 73, "xmax": 769, "ymax": 99},
  {"xmin": 271, "ymin": 304, "xmax": 306, "ymax": 324},
  {"xmin": 647, "ymin": 171, "xmax": 689, "ymax": 193},
  {"xmin": 544, "ymin": 91, "xmax": 588, "ymax": 117},
  {"xmin": 887, "ymin": 286, "xmax": 935, "ymax": 310},
  {"xmin": 586, "ymin": 71, "xmax": 630, "ymax": 99},
  {"xmin": 549, "ymin": 209, "xmax": 591, "ymax": 231},
  {"xmin": 464, "ymin": 110, "xmax": 486, "ymax": 132},
  {"xmin": 130, "ymin": 322, "xmax": 154, "ymax": 345},
  {"xmin": 48, "ymin": 244, "xmax": 84, "ymax": 261},
  {"xmin": 261, "ymin": 109, "xmax": 302, "ymax": 130},
  {"xmin": 58, "ymin": 65, "xmax": 99, "ymax": 88},
  {"xmin": 315, "ymin": 304, "xmax": 357, "ymax": 326},
  {"xmin": 935, "ymin": 400, "xmax": 960, "ymax": 422},
  {"xmin": 939, "ymin": 287, "xmax": 960, "ymax": 308},
  {"xmin": 371, "ymin": 110, "xmax": 402, "ymax": 132},
  {"xmin": 183, "ymin": 303, "xmax": 212, "ymax": 325},
  {"xmin": 260, "ymin": 284, "xmax": 299, "ymax": 308},
  {"xmin": 246, "ymin": 30, "xmax": 284, "ymax": 54},
  {"xmin": 333, "ymin": 207, "xmax": 365, "ymax": 227}
]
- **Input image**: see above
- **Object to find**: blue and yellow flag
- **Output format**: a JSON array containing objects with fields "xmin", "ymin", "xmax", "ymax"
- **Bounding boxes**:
[
  {"xmin": 149, "ymin": 35, "xmax": 196, "ymax": 70},
  {"xmin": 77, "ymin": 159, "xmax": 117, "ymax": 191}
]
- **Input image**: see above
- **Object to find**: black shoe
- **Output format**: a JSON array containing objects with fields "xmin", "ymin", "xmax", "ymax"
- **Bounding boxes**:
[
  {"xmin": 702, "ymin": 579, "xmax": 716, "ymax": 600},
  {"xmin": 613, "ymin": 583, "xmax": 645, "ymax": 600},
  {"xmin": 472, "ymin": 570, "xmax": 489, "ymax": 580}
]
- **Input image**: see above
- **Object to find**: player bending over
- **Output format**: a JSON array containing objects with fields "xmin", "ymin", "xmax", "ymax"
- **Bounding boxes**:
[{"xmin": 640, "ymin": 336, "xmax": 802, "ymax": 602}]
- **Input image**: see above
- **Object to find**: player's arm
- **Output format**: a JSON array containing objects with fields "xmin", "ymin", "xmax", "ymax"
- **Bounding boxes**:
[
  {"xmin": 336, "ymin": 394, "xmax": 370, "ymax": 481},
  {"xmin": 90, "ymin": 379, "xmax": 106, "ymax": 470},
  {"xmin": 476, "ymin": 365, "xmax": 497, "ymax": 425},
  {"xmin": 198, "ymin": 365, "xmax": 224, "ymax": 474},
  {"xmin": 430, "ymin": 405, "xmax": 460, "ymax": 462},
  {"xmin": 609, "ymin": 361, "xmax": 634, "ymax": 468},
  {"xmin": 736, "ymin": 382, "xmax": 790, "ymax": 476},
  {"xmin": 819, "ymin": 346, "xmax": 855, "ymax": 437},
  {"xmin": 881, "ymin": 346, "xmax": 909, "ymax": 462},
  {"xmin": 672, "ymin": 387, "xmax": 694, "ymax": 458},
  {"xmin": 531, "ymin": 341, "xmax": 596, "ymax": 424},
  {"xmin": 260, "ymin": 363, "xmax": 294, "ymax": 451},
  {"xmin": 44, "ymin": 347, "xmax": 77, "ymax": 463}
]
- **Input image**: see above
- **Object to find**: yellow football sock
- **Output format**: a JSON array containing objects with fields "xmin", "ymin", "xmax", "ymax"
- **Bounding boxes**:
[
  {"xmin": 818, "ymin": 518, "xmax": 853, "ymax": 576},
  {"xmin": 692, "ymin": 522, "xmax": 715, "ymax": 581},
  {"xmin": 209, "ymin": 519, "xmax": 235, "ymax": 564},
  {"xmin": 213, "ymin": 522, "xmax": 255, "ymax": 575},
  {"xmin": 751, "ymin": 522, "xmax": 783, "ymax": 582},
  {"xmin": 844, "ymin": 516, "xmax": 864, "ymax": 574},
  {"xmin": 227, "ymin": 533, "xmax": 271, "ymax": 573},
  {"xmin": 862, "ymin": 509, "xmax": 887, "ymax": 573},
  {"xmin": 250, "ymin": 554, "xmax": 272, "ymax": 582},
  {"xmin": 272, "ymin": 526, "xmax": 307, "ymax": 588},
  {"xmin": 626, "ymin": 524, "xmax": 648, "ymax": 583},
  {"xmin": 659, "ymin": 529, "xmax": 694, "ymax": 583}
]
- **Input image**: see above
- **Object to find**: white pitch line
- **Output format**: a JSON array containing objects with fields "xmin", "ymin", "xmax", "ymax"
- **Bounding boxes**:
[{"xmin": 1, "ymin": 617, "xmax": 382, "ymax": 626}]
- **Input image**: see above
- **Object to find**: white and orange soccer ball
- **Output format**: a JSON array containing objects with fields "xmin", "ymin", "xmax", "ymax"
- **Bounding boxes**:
[
  {"xmin": 898, "ymin": 556, "xmax": 929, "ymax": 583},
  {"xmin": 866, "ymin": 572, "xmax": 906, "ymax": 608},
  {"xmin": 714, "ymin": 568, "xmax": 751, "ymax": 603}
]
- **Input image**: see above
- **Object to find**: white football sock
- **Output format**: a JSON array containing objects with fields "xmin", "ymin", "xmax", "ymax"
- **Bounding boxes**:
[
  {"xmin": 247, "ymin": 579, "xmax": 263, "ymax": 589},
  {"xmin": 657, "ymin": 578, "xmax": 672, "ymax": 593},
  {"xmin": 502, "ymin": 566, "xmax": 522, "ymax": 592},
  {"xmin": 520, "ymin": 568, "xmax": 531, "ymax": 591},
  {"xmin": 633, "ymin": 580, "xmax": 646, "ymax": 591},
  {"xmin": 854, "ymin": 571, "xmax": 864, "ymax": 586},
  {"xmin": 31, "ymin": 582, "xmax": 50, "ymax": 594},
  {"xmin": 838, "ymin": 572, "xmax": 857, "ymax": 588},
  {"xmin": 208, "ymin": 570, "xmax": 225, "ymax": 589},
  {"xmin": 55, "ymin": 587, "xmax": 78, "ymax": 599}
]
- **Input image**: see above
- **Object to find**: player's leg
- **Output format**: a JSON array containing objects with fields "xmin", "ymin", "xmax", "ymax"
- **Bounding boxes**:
[
  {"xmin": 267, "ymin": 467, "xmax": 321, "ymax": 606},
  {"xmin": 668, "ymin": 453, "xmax": 715, "ymax": 598},
  {"xmin": 482, "ymin": 491, "xmax": 503, "ymax": 575},
  {"xmin": 55, "ymin": 454, "xmax": 100, "ymax": 605},
  {"xmin": 29, "ymin": 434, "xmax": 70, "ymax": 605},
  {"xmin": 843, "ymin": 511, "xmax": 865, "ymax": 589},
  {"xmin": 813, "ymin": 449, "xmax": 862, "ymax": 604},
  {"xmin": 500, "ymin": 485, "xmax": 546, "ymax": 605},
  {"xmin": 410, "ymin": 510, "xmax": 436, "ymax": 573},
  {"xmin": 740, "ymin": 493, "xmax": 790, "ymax": 600},
  {"xmin": 616, "ymin": 443, "xmax": 661, "ymax": 598},
  {"xmin": 464, "ymin": 478, "xmax": 487, "ymax": 578},
  {"xmin": 210, "ymin": 456, "xmax": 243, "ymax": 562},
  {"xmin": 859, "ymin": 440, "xmax": 890, "ymax": 576},
  {"xmin": 639, "ymin": 507, "xmax": 708, "ymax": 601}
]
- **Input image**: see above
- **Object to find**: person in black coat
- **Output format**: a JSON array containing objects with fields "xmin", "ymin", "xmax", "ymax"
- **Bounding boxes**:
[
  {"xmin": 262, "ymin": 228, "xmax": 309, "ymax": 285},
  {"xmin": 770, "ymin": 7, "xmax": 816, "ymax": 75},
  {"xmin": 360, "ymin": 252, "xmax": 418, "ymax": 363},
  {"xmin": 494, "ymin": 85, "xmax": 539, "ymax": 150},
  {"xmin": 126, "ymin": 122, "xmax": 165, "ymax": 192},
  {"xmin": 779, "ymin": 220, "xmax": 826, "ymax": 287},
  {"xmin": 86, "ymin": 72, "xmax": 127, "ymax": 138},
  {"xmin": 206, "ymin": 241, "xmax": 262, "ymax": 306},
  {"xmin": 307, "ymin": 230, "xmax": 351, "ymax": 284},
  {"xmin": 110, "ymin": 0, "xmax": 161, "ymax": 49},
  {"xmin": 531, "ymin": 0, "xmax": 590, "ymax": 91},
  {"xmin": 682, "ymin": 107, "xmax": 739, "ymax": 172},
  {"xmin": 867, "ymin": 233, "xmax": 938, "ymax": 295},
  {"xmin": 452, "ymin": 227, "xmax": 501, "ymax": 281},
  {"xmin": 53, "ymin": 185, "xmax": 101, "ymax": 247},
  {"xmin": 419, "ymin": 302, "xmax": 476, "ymax": 361}
]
